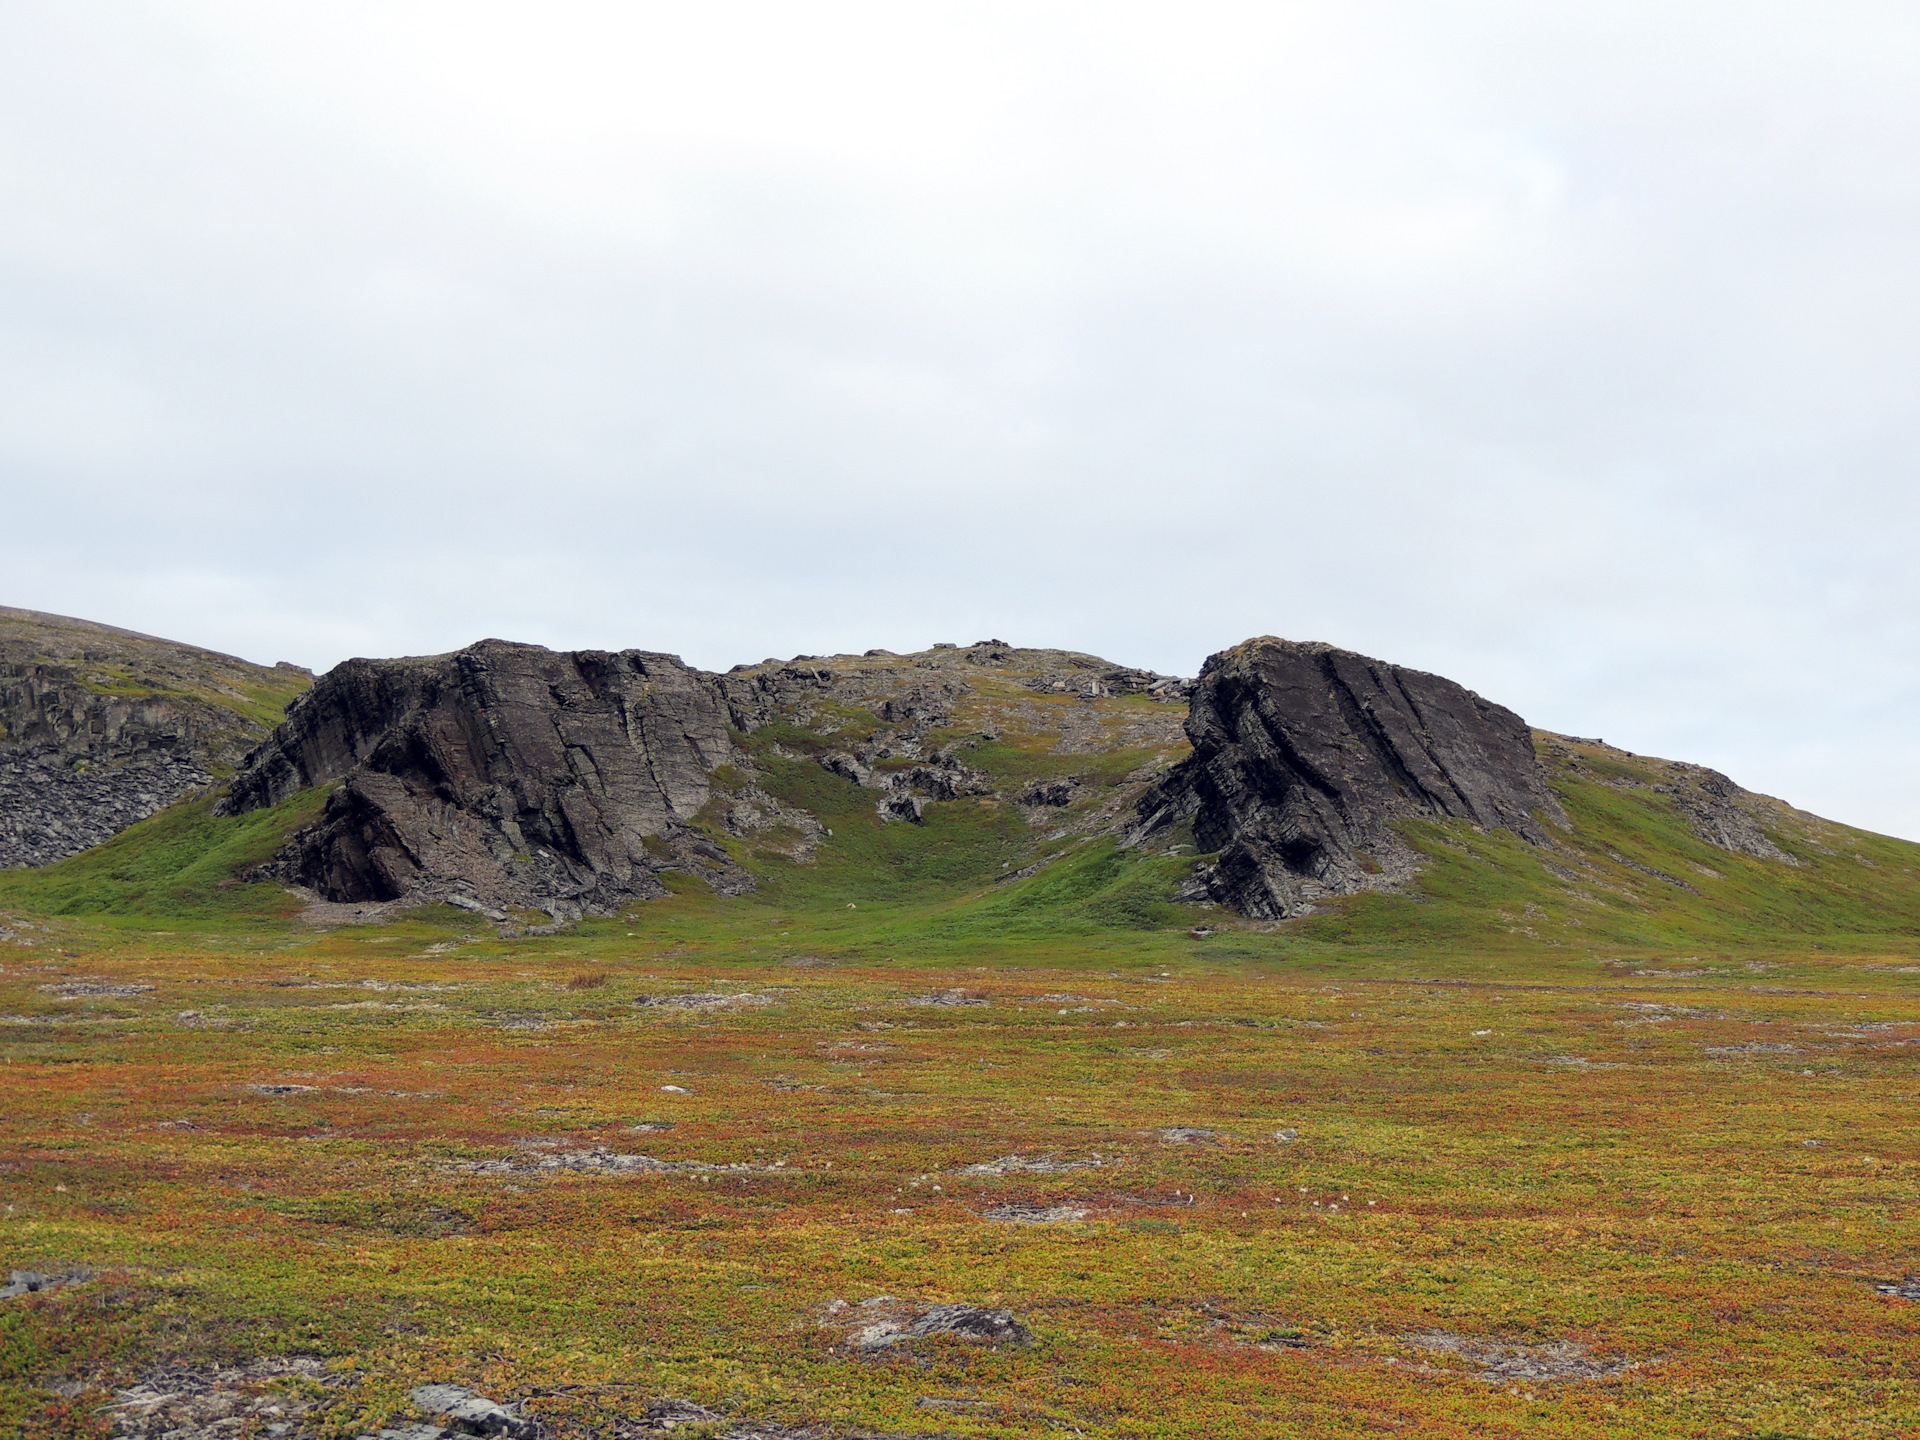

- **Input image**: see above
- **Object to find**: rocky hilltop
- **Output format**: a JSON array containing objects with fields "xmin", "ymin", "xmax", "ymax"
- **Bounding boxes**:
[
  {"xmin": 0, "ymin": 607, "xmax": 310, "ymax": 868},
  {"xmin": 220, "ymin": 641, "xmax": 752, "ymax": 915},
  {"xmin": 220, "ymin": 638, "xmax": 1193, "ymax": 916},
  {"xmin": 1129, "ymin": 636, "xmax": 1807, "ymax": 918},
  {"xmin": 16, "ymin": 610, "xmax": 1813, "ymax": 923}
]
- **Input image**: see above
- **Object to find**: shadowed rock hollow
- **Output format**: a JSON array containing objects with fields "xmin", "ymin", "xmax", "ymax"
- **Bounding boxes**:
[{"xmin": 1131, "ymin": 636, "xmax": 1566, "ymax": 918}]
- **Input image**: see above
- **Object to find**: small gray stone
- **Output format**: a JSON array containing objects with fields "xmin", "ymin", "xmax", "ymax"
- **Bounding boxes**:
[
  {"xmin": 409, "ymin": 1383, "xmax": 536, "ymax": 1439},
  {"xmin": 447, "ymin": 895, "xmax": 508, "ymax": 922}
]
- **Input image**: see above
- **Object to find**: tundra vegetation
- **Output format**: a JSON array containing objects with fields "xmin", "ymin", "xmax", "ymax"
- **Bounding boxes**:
[{"xmin": 1, "ymin": 636, "xmax": 1916, "ymax": 1439}]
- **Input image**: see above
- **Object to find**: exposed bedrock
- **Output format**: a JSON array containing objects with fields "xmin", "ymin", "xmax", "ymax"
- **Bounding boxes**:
[
  {"xmin": 1131, "ymin": 636, "xmax": 1565, "ymax": 918},
  {"xmin": 221, "ymin": 640, "xmax": 748, "ymax": 912},
  {"xmin": 1, "ymin": 606, "xmax": 311, "ymax": 868}
]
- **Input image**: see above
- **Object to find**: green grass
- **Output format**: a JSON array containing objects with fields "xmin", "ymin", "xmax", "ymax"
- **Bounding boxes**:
[
  {"xmin": 65, "ymin": 659, "xmax": 311, "ymax": 743},
  {"xmin": 0, "ymin": 788, "xmax": 329, "ymax": 920},
  {"xmin": 1309, "ymin": 753, "xmax": 1920, "ymax": 956}
]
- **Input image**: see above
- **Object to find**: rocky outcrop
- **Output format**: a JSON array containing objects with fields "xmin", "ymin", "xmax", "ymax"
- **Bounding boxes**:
[
  {"xmin": 216, "ymin": 636, "xmax": 1193, "ymax": 913},
  {"xmin": 1534, "ymin": 734, "xmax": 1802, "ymax": 865},
  {"xmin": 0, "ymin": 607, "xmax": 310, "ymax": 868},
  {"xmin": 1131, "ymin": 637, "xmax": 1565, "ymax": 918},
  {"xmin": 221, "ymin": 640, "xmax": 748, "ymax": 913},
  {"xmin": 812, "ymin": 744, "xmax": 994, "ymax": 824}
]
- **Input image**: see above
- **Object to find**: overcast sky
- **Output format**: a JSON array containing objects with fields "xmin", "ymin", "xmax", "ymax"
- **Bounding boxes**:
[{"xmin": 4, "ymin": 3, "xmax": 1918, "ymax": 839}]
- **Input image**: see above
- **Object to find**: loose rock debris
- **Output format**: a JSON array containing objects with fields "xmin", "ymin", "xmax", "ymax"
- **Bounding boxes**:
[
  {"xmin": 1876, "ymin": 1275, "xmax": 1920, "ymax": 1300},
  {"xmin": 404, "ymin": 1383, "xmax": 537, "ymax": 1438},
  {"xmin": 105, "ymin": 1356, "xmax": 340, "ymax": 1437},
  {"xmin": 1157, "ymin": 1127, "xmax": 1220, "ymax": 1143},
  {"xmin": 575, "ymin": 1395, "xmax": 944, "ymax": 1439},
  {"xmin": 453, "ymin": 1147, "xmax": 788, "ymax": 1178},
  {"xmin": 820, "ymin": 1297, "xmax": 1034, "ymax": 1352},
  {"xmin": 635, "ymin": 992, "xmax": 773, "ymax": 1010},
  {"xmin": 1398, "ymin": 1330, "xmax": 1641, "ymax": 1383},
  {"xmin": 980, "ymin": 1204, "xmax": 1088, "ymax": 1224},
  {"xmin": 906, "ymin": 988, "xmax": 990, "ymax": 1007},
  {"xmin": 959, "ymin": 1153, "xmax": 1110, "ymax": 1176},
  {"xmin": 3, "ymin": 1268, "xmax": 90, "ymax": 1298},
  {"xmin": 38, "ymin": 981, "xmax": 152, "ymax": 998}
]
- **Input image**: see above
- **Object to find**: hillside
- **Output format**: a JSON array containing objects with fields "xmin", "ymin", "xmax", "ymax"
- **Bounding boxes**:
[
  {"xmin": 3, "ymin": 621, "xmax": 1919, "ymax": 1440},
  {"xmin": 0, "ymin": 607, "xmax": 311, "ymax": 869},
  {"xmin": 3, "ymin": 624, "xmax": 1914, "ymax": 958}
]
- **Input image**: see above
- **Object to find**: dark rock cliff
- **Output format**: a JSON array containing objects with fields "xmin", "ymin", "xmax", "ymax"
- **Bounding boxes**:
[
  {"xmin": 1130, "ymin": 636, "xmax": 1565, "ymax": 918},
  {"xmin": 220, "ymin": 640, "xmax": 749, "ymax": 914},
  {"xmin": 0, "ymin": 607, "xmax": 310, "ymax": 867},
  {"xmin": 220, "ymin": 637, "xmax": 1195, "ymax": 915}
]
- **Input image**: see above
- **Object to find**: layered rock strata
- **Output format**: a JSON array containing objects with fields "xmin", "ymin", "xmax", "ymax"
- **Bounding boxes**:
[
  {"xmin": 1131, "ymin": 637, "xmax": 1565, "ymax": 918},
  {"xmin": 221, "ymin": 641, "xmax": 748, "ymax": 913}
]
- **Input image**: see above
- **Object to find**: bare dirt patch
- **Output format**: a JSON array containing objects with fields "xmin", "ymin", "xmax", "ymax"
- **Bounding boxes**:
[
  {"xmin": 958, "ymin": 1153, "xmax": 1111, "ymax": 1176},
  {"xmin": 979, "ymin": 1204, "xmax": 1088, "ymax": 1224},
  {"xmin": 635, "ymin": 992, "xmax": 774, "ymax": 1010},
  {"xmin": 1397, "ymin": 1330, "xmax": 1641, "ymax": 1383},
  {"xmin": 38, "ymin": 980, "xmax": 152, "ymax": 999},
  {"xmin": 452, "ymin": 1147, "xmax": 791, "ymax": 1179}
]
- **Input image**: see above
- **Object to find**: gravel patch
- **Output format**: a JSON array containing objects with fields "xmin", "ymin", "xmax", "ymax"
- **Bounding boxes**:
[{"xmin": 1400, "ymin": 1330, "xmax": 1640, "ymax": 1383}]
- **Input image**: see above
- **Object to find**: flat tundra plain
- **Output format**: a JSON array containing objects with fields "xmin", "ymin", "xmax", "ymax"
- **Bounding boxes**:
[{"xmin": 3, "ymin": 915, "xmax": 1917, "ymax": 1439}]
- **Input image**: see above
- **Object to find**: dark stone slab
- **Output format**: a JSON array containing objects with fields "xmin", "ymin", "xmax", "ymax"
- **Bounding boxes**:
[{"xmin": 1132, "ymin": 636, "xmax": 1564, "ymax": 918}]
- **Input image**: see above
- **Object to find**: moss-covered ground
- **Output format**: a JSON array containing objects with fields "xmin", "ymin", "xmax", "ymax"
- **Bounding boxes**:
[{"xmin": 2, "ymin": 741, "xmax": 1917, "ymax": 1438}]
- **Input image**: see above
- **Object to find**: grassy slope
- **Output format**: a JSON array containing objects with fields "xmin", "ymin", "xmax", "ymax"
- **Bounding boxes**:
[
  {"xmin": 58, "ymin": 658, "xmax": 311, "ymax": 743},
  {"xmin": 708, "ymin": 728, "xmax": 1920, "ymax": 966},
  {"xmin": 0, "ymin": 789, "xmax": 329, "ymax": 921},
  {"xmin": 0, "ymin": 606, "xmax": 309, "ymax": 771},
  {"xmin": 1310, "ymin": 744, "xmax": 1920, "ymax": 960}
]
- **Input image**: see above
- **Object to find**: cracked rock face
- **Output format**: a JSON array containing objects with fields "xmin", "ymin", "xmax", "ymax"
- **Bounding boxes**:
[
  {"xmin": 222, "ymin": 640, "xmax": 746, "ymax": 913},
  {"xmin": 1133, "ymin": 636, "xmax": 1565, "ymax": 918}
]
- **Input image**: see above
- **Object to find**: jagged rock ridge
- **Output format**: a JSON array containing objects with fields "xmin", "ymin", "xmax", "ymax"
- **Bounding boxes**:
[
  {"xmin": 220, "ymin": 638, "xmax": 1195, "ymax": 915},
  {"xmin": 220, "ymin": 641, "xmax": 752, "ymax": 915},
  {"xmin": 1131, "ymin": 637, "xmax": 1567, "ymax": 918},
  {"xmin": 60, "ymin": 616, "xmax": 1816, "ymax": 924},
  {"xmin": 0, "ymin": 607, "xmax": 310, "ymax": 868}
]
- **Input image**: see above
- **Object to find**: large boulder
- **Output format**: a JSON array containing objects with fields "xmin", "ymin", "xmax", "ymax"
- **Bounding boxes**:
[
  {"xmin": 221, "ymin": 640, "xmax": 746, "ymax": 913},
  {"xmin": 1132, "ymin": 637, "xmax": 1563, "ymax": 917}
]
